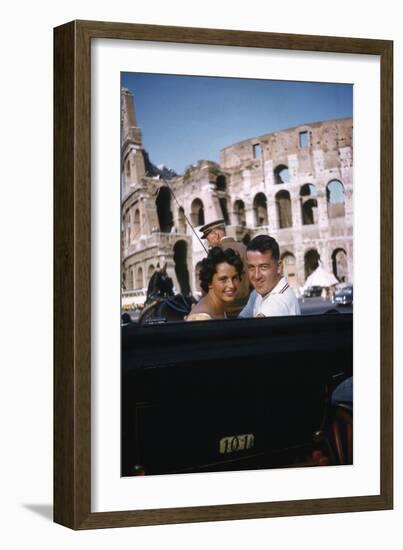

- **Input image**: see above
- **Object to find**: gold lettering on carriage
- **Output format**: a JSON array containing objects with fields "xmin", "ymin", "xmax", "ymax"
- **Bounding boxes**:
[{"xmin": 219, "ymin": 434, "xmax": 255, "ymax": 454}]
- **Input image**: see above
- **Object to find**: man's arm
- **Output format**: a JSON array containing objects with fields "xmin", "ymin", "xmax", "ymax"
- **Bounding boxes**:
[{"xmin": 238, "ymin": 289, "xmax": 257, "ymax": 318}]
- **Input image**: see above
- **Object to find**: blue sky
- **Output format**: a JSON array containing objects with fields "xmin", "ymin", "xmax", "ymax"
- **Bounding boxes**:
[{"xmin": 121, "ymin": 72, "xmax": 353, "ymax": 174}]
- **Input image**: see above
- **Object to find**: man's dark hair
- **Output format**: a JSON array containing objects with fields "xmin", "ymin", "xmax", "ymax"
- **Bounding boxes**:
[
  {"xmin": 246, "ymin": 234, "xmax": 280, "ymax": 261},
  {"xmin": 199, "ymin": 246, "xmax": 244, "ymax": 293}
]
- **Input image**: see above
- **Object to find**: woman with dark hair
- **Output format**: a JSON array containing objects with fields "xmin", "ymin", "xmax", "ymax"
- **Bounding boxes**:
[{"xmin": 186, "ymin": 247, "xmax": 243, "ymax": 321}]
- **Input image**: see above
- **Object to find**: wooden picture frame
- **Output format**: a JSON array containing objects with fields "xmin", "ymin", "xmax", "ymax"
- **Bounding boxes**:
[{"xmin": 54, "ymin": 20, "xmax": 393, "ymax": 529}]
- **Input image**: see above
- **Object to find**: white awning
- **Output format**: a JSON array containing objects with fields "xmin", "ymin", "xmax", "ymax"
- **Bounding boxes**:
[{"xmin": 304, "ymin": 264, "xmax": 339, "ymax": 289}]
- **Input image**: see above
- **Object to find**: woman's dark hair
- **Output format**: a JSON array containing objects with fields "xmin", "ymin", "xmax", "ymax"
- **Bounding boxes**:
[{"xmin": 199, "ymin": 246, "xmax": 244, "ymax": 293}]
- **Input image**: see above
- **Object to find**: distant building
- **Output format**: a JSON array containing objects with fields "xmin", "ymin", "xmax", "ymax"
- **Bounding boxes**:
[{"xmin": 121, "ymin": 88, "xmax": 353, "ymax": 298}]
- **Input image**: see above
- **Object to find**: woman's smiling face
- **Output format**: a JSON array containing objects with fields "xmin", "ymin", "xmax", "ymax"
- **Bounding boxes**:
[{"xmin": 209, "ymin": 262, "xmax": 240, "ymax": 302}]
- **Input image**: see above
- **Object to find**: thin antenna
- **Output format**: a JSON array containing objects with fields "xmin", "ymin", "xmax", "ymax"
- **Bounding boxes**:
[{"xmin": 162, "ymin": 178, "xmax": 208, "ymax": 254}]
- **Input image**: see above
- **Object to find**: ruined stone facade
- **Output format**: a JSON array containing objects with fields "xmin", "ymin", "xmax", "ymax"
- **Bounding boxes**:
[{"xmin": 121, "ymin": 88, "xmax": 353, "ymax": 299}]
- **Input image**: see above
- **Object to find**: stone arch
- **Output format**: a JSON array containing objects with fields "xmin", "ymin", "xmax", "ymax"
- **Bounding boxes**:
[
  {"xmin": 274, "ymin": 164, "xmax": 289, "ymax": 184},
  {"xmin": 332, "ymin": 248, "xmax": 348, "ymax": 282},
  {"xmin": 133, "ymin": 208, "xmax": 140, "ymax": 240},
  {"xmin": 275, "ymin": 190, "xmax": 293, "ymax": 228},
  {"xmin": 304, "ymin": 249, "xmax": 320, "ymax": 280},
  {"xmin": 216, "ymin": 175, "xmax": 227, "ymax": 191},
  {"xmin": 300, "ymin": 184, "xmax": 318, "ymax": 225},
  {"xmin": 156, "ymin": 186, "xmax": 173, "ymax": 233},
  {"xmin": 281, "ymin": 251, "xmax": 297, "ymax": 287},
  {"xmin": 124, "ymin": 213, "xmax": 130, "ymax": 247},
  {"xmin": 220, "ymin": 197, "xmax": 230, "ymax": 225},
  {"xmin": 327, "ymin": 179, "xmax": 345, "ymax": 218},
  {"xmin": 253, "ymin": 192, "xmax": 268, "ymax": 226},
  {"xmin": 214, "ymin": 175, "xmax": 230, "ymax": 224},
  {"xmin": 233, "ymin": 199, "xmax": 246, "ymax": 226},
  {"xmin": 301, "ymin": 183, "xmax": 317, "ymax": 196},
  {"xmin": 178, "ymin": 207, "xmax": 186, "ymax": 234},
  {"xmin": 148, "ymin": 264, "xmax": 156, "ymax": 279},
  {"xmin": 136, "ymin": 266, "xmax": 144, "ymax": 289},
  {"xmin": 173, "ymin": 240, "xmax": 191, "ymax": 295},
  {"xmin": 190, "ymin": 198, "xmax": 205, "ymax": 226},
  {"xmin": 126, "ymin": 268, "xmax": 133, "ymax": 290}
]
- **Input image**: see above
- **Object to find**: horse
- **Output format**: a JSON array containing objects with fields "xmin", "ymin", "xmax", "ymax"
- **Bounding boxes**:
[
  {"xmin": 145, "ymin": 265, "xmax": 174, "ymax": 304},
  {"xmin": 138, "ymin": 265, "xmax": 196, "ymax": 324}
]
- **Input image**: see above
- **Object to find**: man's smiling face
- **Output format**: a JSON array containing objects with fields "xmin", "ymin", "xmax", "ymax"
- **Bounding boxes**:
[{"xmin": 247, "ymin": 249, "xmax": 282, "ymax": 296}]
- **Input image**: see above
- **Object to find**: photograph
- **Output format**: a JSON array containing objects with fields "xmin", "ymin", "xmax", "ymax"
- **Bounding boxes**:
[{"xmin": 120, "ymin": 72, "xmax": 354, "ymax": 477}]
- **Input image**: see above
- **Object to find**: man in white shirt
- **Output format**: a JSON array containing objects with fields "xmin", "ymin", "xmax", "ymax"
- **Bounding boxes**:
[{"xmin": 245, "ymin": 234, "xmax": 300, "ymax": 317}]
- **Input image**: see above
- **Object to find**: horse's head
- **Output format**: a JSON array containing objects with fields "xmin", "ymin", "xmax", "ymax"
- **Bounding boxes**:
[{"xmin": 146, "ymin": 263, "xmax": 174, "ymax": 304}]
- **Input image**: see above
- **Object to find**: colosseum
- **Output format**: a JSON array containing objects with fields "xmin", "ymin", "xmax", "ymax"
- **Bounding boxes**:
[{"xmin": 121, "ymin": 88, "xmax": 353, "ymax": 303}]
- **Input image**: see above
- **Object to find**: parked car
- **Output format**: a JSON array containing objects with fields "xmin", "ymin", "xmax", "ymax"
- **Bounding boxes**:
[
  {"xmin": 121, "ymin": 314, "xmax": 353, "ymax": 476},
  {"xmin": 303, "ymin": 285, "xmax": 323, "ymax": 298},
  {"xmin": 332, "ymin": 284, "xmax": 353, "ymax": 306}
]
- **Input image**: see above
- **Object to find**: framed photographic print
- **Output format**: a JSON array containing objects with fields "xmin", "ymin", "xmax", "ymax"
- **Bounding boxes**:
[{"xmin": 54, "ymin": 20, "xmax": 393, "ymax": 529}]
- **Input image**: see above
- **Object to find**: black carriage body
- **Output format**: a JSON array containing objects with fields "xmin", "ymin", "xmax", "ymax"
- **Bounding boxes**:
[{"xmin": 121, "ymin": 314, "xmax": 352, "ymax": 476}]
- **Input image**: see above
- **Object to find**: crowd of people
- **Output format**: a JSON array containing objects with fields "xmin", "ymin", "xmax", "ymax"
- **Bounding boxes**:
[{"xmin": 186, "ymin": 219, "xmax": 301, "ymax": 322}]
